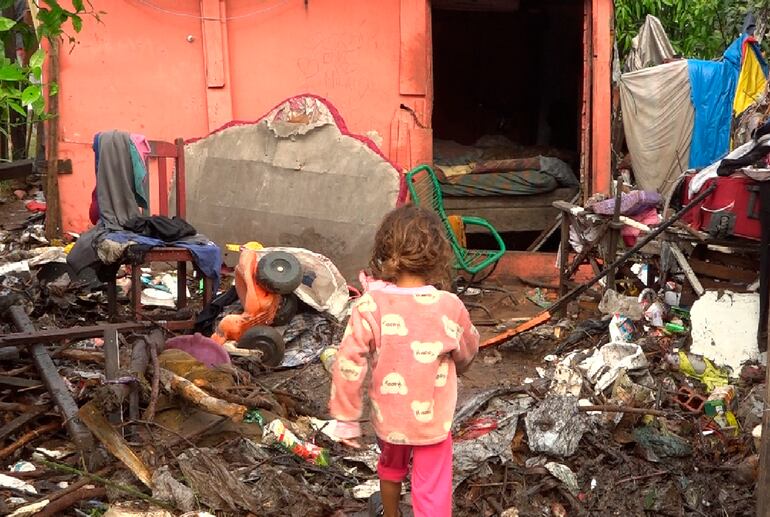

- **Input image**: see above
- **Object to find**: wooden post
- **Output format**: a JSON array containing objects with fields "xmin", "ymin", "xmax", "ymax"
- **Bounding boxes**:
[
  {"xmin": 757, "ymin": 320, "xmax": 770, "ymax": 516},
  {"xmin": 558, "ymin": 212, "xmax": 571, "ymax": 302},
  {"xmin": 8, "ymin": 306, "xmax": 94, "ymax": 453},
  {"xmin": 44, "ymin": 37, "xmax": 61, "ymax": 241},
  {"xmin": 605, "ymin": 177, "xmax": 623, "ymax": 291}
]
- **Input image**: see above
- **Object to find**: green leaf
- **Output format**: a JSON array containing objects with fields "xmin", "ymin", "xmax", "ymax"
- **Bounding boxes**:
[
  {"xmin": 49, "ymin": 82, "xmax": 59, "ymax": 97},
  {"xmin": 21, "ymin": 85, "xmax": 41, "ymax": 105},
  {"xmin": 73, "ymin": 0, "xmax": 85, "ymax": 10},
  {"xmin": 29, "ymin": 49, "xmax": 44, "ymax": 70},
  {"xmin": 71, "ymin": 14, "xmax": 82, "ymax": 33},
  {"xmin": 0, "ymin": 16, "xmax": 16, "ymax": 32},
  {"xmin": 0, "ymin": 64, "xmax": 25, "ymax": 81},
  {"xmin": 7, "ymin": 100, "xmax": 26, "ymax": 116},
  {"xmin": 31, "ymin": 96, "xmax": 45, "ymax": 116}
]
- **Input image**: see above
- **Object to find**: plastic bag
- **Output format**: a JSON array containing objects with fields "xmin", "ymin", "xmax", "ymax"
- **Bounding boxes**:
[
  {"xmin": 256, "ymin": 247, "xmax": 349, "ymax": 320},
  {"xmin": 609, "ymin": 314, "xmax": 636, "ymax": 342}
]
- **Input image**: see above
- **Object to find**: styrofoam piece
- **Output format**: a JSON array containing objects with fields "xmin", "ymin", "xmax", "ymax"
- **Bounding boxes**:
[{"xmin": 690, "ymin": 291, "xmax": 760, "ymax": 375}]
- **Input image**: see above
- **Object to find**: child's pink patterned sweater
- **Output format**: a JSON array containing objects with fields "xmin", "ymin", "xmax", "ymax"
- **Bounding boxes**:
[{"xmin": 329, "ymin": 285, "xmax": 479, "ymax": 445}]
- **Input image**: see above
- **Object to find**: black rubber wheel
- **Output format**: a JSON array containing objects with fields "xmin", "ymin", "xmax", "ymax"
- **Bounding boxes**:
[
  {"xmin": 272, "ymin": 293, "xmax": 298, "ymax": 326},
  {"xmin": 237, "ymin": 326, "xmax": 285, "ymax": 367},
  {"xmin": 257, "ymin": 252, "xmax": 302, "ymax": 294}
]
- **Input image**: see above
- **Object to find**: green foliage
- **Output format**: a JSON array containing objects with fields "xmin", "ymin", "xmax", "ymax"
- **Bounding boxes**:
[
  {"xmin": 0, "ymin": 0, "xmax": 102, "ymax": 145},
  {"xmin": 615, "ymin": 0, "xmax": 770, "ymax": 60}
]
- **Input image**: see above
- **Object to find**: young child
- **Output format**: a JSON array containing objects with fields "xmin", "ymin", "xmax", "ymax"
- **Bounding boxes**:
[{"xmin": 329, "ymin": 205, "xmax": 480, "ymax": 517}]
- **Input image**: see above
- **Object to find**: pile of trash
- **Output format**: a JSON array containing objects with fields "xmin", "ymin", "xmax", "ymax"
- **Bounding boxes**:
[
  {"xmin": 449, "ymin": 284, "xmax": 762, "ymax": 516},
  {"xmin": 0, "ymin": 176, "xmax": 764, "ymax": 517}
]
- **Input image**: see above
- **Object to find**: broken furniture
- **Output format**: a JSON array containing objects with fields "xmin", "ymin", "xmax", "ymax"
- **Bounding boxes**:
[
  {"xmin": 553, "ymin": 200, "xmax": 622, "ymax": 298},
  {"xmin": 550, "ymin": 185, "xmax": 719, "ymax": 314},
  {"xmin": 0, "ymin": 318, "xmax": 157, "ymax": 427},
  {"xmin": 105, "ymin": 139, "xmax": 215, "ymax": 330},
  {"xmin": 407, "ymin": 164, "xmax": 506, "ymax": 276}
]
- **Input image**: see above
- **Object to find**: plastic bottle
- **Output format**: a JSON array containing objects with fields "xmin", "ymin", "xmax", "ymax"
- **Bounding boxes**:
[
  {"xmin": 665, "ymin": 352, "xmax": 707, "ymax": 375},
  {"xmin": 264, "ymin": 419, "xmax": 330, "ymax": 467},
  {"xmin": 664, "ymin": 322, "xmax": 686, "ymax": 334}
]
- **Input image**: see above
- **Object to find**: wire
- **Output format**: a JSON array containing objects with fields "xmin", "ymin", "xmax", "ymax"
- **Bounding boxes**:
[{"xmin": 131, "ymin": 0, "xmax": 293, "ymax": 21}]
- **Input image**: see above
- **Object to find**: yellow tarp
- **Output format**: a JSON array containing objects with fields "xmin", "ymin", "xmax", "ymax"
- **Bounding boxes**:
[{"xmin": 734, "ymin": 45, "xmax": 767, "ymax": 116}]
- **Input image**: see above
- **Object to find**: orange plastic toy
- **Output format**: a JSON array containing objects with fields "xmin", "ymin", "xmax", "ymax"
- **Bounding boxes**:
[
  {"xmin": 211, "ymin": 248, "xmax": 303, "ymax": 366},
  {"xmin": 212, "ymin": 248, "xmax": 280, "ymax": 345}
]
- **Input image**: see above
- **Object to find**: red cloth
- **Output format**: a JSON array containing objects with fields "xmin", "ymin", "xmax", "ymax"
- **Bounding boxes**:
[
  {"xmin": 89, "ymin": 188, "xmax": 99, "ymax": 224},
  {"xmin": 25, "ymin": 200, "xmax": 46, "ymax": 213}
]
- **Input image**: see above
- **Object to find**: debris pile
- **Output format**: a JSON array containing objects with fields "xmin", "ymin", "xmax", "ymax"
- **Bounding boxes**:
[{"xmin": 0, "ymin": 171, "xmax": 765, "ymax": 517}]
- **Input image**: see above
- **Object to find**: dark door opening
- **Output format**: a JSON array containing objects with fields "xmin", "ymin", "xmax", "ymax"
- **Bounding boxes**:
[{"xmin": 431, "ymin": 0, "xmax": 585, "ymax": 251}]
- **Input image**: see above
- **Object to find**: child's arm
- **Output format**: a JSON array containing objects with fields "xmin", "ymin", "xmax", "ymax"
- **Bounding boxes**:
[
  {"xmin": 329, "ymin": 305, "xmax": 374, "ymax": 439},
  {"xmin": 451, "ymin": 305, "xmax": 480, "ymax": 375}
]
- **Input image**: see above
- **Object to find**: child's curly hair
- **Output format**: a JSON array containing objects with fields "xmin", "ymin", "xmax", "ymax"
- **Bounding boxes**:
[{"xmin": 369, "ymin": 205, "xmax": 454, "ymax": 289}]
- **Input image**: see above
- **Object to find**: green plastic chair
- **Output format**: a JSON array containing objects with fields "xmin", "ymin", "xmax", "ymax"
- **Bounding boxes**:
[{"xmin": 406, "ymin": 164, "xmax": 506, "ymax": 275}]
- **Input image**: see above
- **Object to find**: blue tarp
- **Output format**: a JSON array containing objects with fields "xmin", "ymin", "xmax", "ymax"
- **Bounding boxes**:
[{"xmin": 687, "ymin": 35, "xmax": 746, "ymax": 169}]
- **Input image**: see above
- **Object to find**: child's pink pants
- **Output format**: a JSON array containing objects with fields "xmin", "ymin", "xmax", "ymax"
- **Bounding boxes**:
[{"xmin": 377, "ymin": 434, "xmax": 453, "ymax": 517}]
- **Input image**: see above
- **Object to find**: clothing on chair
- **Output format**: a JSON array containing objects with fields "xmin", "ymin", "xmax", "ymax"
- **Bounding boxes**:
[
  {"xmin": 89, "ymin": 132, "xmax": 149, "ymax": 225},
  {"xmin": 124, "ymin": 215, "xmax": 197, "ymax": 241}
]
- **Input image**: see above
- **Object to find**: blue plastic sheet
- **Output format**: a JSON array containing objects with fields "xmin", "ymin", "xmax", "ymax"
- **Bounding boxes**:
[{"xmin": 687, "ymin": 35, "xmax": 745, "ymax": 169}]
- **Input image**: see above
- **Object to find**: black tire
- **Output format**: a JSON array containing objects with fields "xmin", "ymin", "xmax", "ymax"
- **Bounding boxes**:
[
  {"xmin": 272, "ymin": 293, "xmax": 298, "ymax": 326},
  {"xmin": 237, "ymin": 326, "xmax": 285, "ymax": 367},
  {"xmin": 257, "ymin": 252, "xmax": 302, "ymax": 294}
]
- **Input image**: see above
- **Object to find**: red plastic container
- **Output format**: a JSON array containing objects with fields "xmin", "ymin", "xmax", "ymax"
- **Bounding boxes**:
[{"xmin": 682, "ymin": 173, "xmax": 761, "ymax": 240}]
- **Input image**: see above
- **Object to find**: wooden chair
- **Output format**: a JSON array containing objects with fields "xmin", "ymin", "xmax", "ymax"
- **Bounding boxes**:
[{"xmin": 106, "ymin": 138, "xmax": 214, "ymax": 330}]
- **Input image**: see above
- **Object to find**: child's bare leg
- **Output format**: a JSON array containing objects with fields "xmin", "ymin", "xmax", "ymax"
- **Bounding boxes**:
[{"xmin": 380, "ymin": 479, "xmax": 401, "ymax": 517}]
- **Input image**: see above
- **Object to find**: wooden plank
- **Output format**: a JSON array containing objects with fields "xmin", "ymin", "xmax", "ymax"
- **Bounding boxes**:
[
  {"xmin": 399, "ymin": 0, "xmax": 428, "ymax": 95},
  {"xmin": 591, "ymin": 0, "xmax": 612, "ymax": 195},
  {"xmin": 200, "ymin": 0, "xmax": 225, "ymax": 88},
  {"xmin": 669, "ymin": 243, "xmax": 705, "ymax": 296},
  {"xmin": 9, "ymin": 307, "xmax": 94, "ymax": 452},
  {"xmin": 697, "ymin": 278, "xmax": 752, "ymax": 292},
  {"xmin": 558, "ymin": 215, "xmax": 570, "ymax": 299},
  {"xmin": 445, "ymin": 188, "xmax": 579, "ymax": 210},
  {"xmin": 175, "ymin": 138, "xmax": 186, "ymax": 219},
  {"xmin": 157, "ymin": 157, "xmax": 169, "ymax": 216},
  {"xmin": 688, "ymin": 258, "xmax": 758, "ymax": 284},
  {"xmin": 44, "ymin": 38, "xmax": 61, "ymax": 240},
  {"xmin": 757, "ymin": 323, "xmax": 770, "ymax": 516},
  {"xmin": 0, "ymin": 404, "xmax": 50, "ymax": 441},
  {"xmin": 445, "ymin": 205, "xmax": 562, "ymax": 233},
  {"xmin": 0, "ymin": 375, "xmax": 41, "ymax": 388},
  {"xmin": 0, "ymin": 159, "xmax": 33, "ymax": 180},
  {"xmin": 579, "ymin": 0, "xmax": 592, "ymax": 203},
  {"xmin": 0, "ymin": 322, "xmax": 150, "ymax": 347},
  {"xmin": 482, "ymin": 311, "xmax": 552, "ymax": 348},
  {"xmin": 79, "ymin": 401, "xmax": 152, "ymax": 487},
  {"xmin": 432, "ymin": 0, "xmax": 520, "ymax": 11},
  {"xmin": 148, "ymin": 140, "xmax": 178, "ymax": 158},
  {"xmin": 693, "ymin": 246, "xmax": 759, "ymax": 271}
]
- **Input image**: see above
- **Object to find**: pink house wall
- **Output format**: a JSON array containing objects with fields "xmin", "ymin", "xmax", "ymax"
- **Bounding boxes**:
[{"xmin": 55, "ymin": 0, "xmax": 611, "ymax": 233}]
